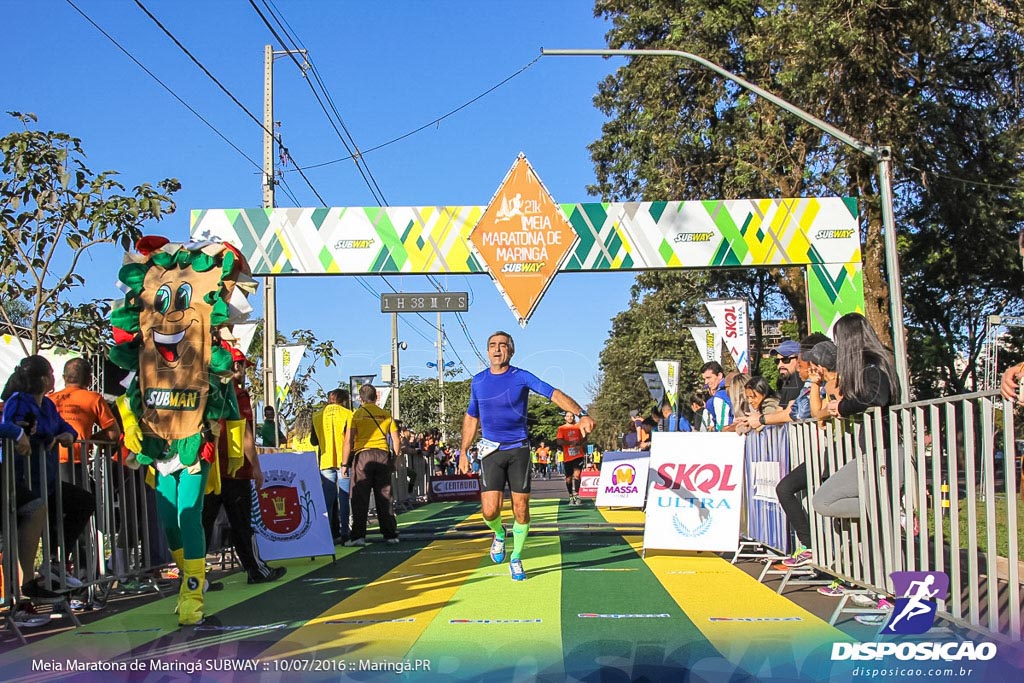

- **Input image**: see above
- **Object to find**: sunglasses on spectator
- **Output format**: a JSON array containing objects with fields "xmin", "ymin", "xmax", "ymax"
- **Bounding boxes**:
[{"xmin": 775, "ymin": 355, "xmax": 797, "ymax": 363}]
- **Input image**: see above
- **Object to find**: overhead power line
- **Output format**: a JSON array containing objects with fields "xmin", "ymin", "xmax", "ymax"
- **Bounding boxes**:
[{"xmin": 132, "ymin": 0, "xmax": 327, "ymax": 205}]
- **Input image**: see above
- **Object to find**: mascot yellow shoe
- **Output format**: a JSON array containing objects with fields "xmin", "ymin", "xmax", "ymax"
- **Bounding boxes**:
[{"xmin": 177, "ymin": 558, "xmax": 206, "ymax": 626}]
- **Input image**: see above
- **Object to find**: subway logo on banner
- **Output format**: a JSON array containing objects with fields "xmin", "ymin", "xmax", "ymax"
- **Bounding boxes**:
[
  {"xmin": 815, "ymin": 229, "xmax": 855, "ymax": 239},
  {"xmin": 144, "ymin": 388, "xmax": 200, "ymax": 411}
]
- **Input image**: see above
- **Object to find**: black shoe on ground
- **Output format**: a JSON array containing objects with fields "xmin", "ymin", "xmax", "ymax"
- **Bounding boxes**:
[
  {"xmin": 247, "ymin": 566, "xmax": 287, "ymax": 584},
  {"xmin": 21, "ymin": 580, "xmax": 67, "ymax": 603}
]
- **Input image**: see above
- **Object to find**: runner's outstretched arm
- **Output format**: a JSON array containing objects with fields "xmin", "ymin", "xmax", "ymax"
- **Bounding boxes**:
[{"xmin": 549, "ymin": 389, "xmax": 596, "ymax": 435}]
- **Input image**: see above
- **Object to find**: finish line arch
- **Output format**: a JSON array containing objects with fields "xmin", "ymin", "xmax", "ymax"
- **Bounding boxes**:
[{"xmin": 190, "ymin": 155, "xmax": 864, "ymax": 332}]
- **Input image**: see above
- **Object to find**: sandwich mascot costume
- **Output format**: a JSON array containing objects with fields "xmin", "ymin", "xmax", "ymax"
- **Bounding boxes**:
[{"xmin": 109, "ymin": 236, "xmax": 256, "ymax": 626}]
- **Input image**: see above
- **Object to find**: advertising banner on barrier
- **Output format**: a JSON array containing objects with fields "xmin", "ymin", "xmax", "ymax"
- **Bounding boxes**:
[
  {"xmin": 743, "ymin": 425, "xmax": 793, "ymax": 553},
  {"xmin": 428, "ymin": 474, "xmax": 481, "ymax": 502},
  {"xmin": 595, "ymin": 451, "xmax": 650, "ymax": 508},
  {"xmin": 252, "ymin": 451, "xmax": 334, "ymax": 561},
  {"xmin": 644, "ymin": 432, "xmax": 744, "ymax": 552},
  {"xmin": 579, "ymin": 469, "xmax": 601, "ymax": 498},
  {"xmin": 704, "ymin": 299, "xmax": 749, "ymax": 373}
]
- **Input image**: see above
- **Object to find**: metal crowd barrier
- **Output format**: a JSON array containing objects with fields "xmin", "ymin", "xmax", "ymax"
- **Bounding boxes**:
[
  {"xmin": 774, "ymin": 391, "xmax": 1022, "ymax": 643},
  {"xmin": 2, "ymin": 437, "xmax": 171, "ymax": 640}
]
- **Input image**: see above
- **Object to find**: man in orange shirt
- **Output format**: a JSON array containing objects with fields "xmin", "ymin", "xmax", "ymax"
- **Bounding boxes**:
[
  {"xmin": 50, "ymin": 358, "xmax": 120, "ymax": 467},
  {"xmin": 535, "ymin": 441, "xmax": 551, "ymax": 480},
  {"xmin": 556, "ymin": 412, "xmax": 587, "ymax": 505}
]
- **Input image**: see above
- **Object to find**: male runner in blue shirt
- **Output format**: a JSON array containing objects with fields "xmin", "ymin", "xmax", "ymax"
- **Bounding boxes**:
[{"xmin": 458, "ymin": 331, "xmax": 595, "ymax": 581}]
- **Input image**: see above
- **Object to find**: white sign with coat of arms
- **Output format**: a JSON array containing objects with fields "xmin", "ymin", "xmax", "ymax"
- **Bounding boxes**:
[{"xmin": 251, "ymin": 451, "xmax": 334, "ymax": 560}]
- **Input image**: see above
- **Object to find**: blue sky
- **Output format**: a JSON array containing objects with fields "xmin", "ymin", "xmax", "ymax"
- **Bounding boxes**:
[{"xmin": 4, "ymin": 0, "xmax": 640, "ymax": 406}]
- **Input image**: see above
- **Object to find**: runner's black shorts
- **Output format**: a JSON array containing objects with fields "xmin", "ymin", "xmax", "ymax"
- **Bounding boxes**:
[
  {"xmin": 564, "ymin": 457, "xmax": 585, "ymax": 477},
  {"xmin": 480, "ymin": 446, "xmax": 531, "ymax": 494}
]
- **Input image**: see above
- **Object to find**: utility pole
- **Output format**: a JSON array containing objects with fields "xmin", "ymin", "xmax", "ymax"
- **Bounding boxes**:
[
  {"xmin": 437, "ymin": 312, "xmax": 445, "ymax": 441},
  {"xmin": 260, "ymin": 44, "xmax": 308, "ymax": 446},
  {"xmin": 262, "ymin": 44, "xmax": 278, "ymax": 445},
  {"xmin": 391, "ymin": 312, "xmax": 401, "ymax": 420}
]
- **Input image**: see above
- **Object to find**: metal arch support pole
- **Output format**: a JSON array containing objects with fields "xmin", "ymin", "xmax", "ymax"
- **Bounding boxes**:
[
  {"xmin": 877, "ymin": 149, "xmax": 910, "ymax": 399},
  {"xmin": 541, "ymin": 47, "xmax": 909, "ymax": 397}
]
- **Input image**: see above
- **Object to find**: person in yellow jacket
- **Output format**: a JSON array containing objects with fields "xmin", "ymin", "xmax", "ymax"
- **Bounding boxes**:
[{"xmin": 311, "ymin": 389, "xmax": 353, "ymax": 545}]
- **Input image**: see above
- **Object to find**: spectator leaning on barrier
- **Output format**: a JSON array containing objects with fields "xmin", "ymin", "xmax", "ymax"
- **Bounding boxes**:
[
  {"xmin": 2, "ymin": 355, "xmax": 95, "ymax": 593},
  {"xmin": 743, "ymin": 376, "xmax": 781, "ymax": 433},
  {"xmin": 50, "ymin": 357, "xmax": 121, "ymax": 468},
  {"xmin": 739, "ymin": 333, "xmax": 830, "ymax": 568},
  {"xmin": 0, "ymin": 418, "xmax": 59, "ymax": 627},
  {"xmin": 812, "ymin": 312, "xmax": 900, "ymax": 519},
  {"xmin": 771, "ymin": 340, "xmax": 804, "ymax": 407},
  {"xmin": 1001, "ymin": 228, "xmax": 1024, "ymax": 496},
  {"xmin": 722, "ymin": 372, "xmax": 751, "ymax": 434},
  {"xmin": 803, "ymin": 341, "xmax": 839, "ymax": 420},
  {"xmin": 700, "ymin": 361, "xmax": 733, "ymax": 431}
]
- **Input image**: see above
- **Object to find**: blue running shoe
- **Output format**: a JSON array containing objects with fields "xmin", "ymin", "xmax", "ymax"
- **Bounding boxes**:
[
  {"xmin": 489, "ymin": 529, "xmax": 506, "ymax": 563},
  {"xmin": 509, "ymin": 557, "xmax": 526, "ymax": 581}
]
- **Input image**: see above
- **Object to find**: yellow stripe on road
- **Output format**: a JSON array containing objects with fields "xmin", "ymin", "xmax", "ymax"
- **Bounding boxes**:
[
  {"xmin": 597, "ymin": 508, "xmax": 850, "ymax": 677},
  {"xmin": 258, "ymin": 502, "xmax": 502, "ymax": 662}
]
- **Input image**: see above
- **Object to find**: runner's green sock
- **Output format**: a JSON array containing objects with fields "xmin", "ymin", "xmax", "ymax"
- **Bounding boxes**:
[
  {"xmin": 510, "ymin": 521, "xmax": 529, "ymax": 561},
  {"xmin": 484, "ymin": 515, "xmax": 505, "ymax": 540}
]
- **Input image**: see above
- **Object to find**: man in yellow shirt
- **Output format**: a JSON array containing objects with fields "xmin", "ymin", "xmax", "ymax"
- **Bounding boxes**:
[
  {"xmin": 311, "ymin": 389, "xmax": 353, "ymax": 545},
  {"xmin": 342, "ymin": 385, "xmax": 400, "ymax": 546}
]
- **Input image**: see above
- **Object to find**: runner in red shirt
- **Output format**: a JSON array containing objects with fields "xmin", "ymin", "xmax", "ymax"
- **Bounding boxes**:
[{"xmin": 556, "ymin": 412, "xmax": 587, "ymax": 505}]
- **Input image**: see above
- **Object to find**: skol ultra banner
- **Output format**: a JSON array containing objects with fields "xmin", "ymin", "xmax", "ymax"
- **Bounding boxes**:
[
  {"xmin": 274, "ymin": 344, "xmax": 306, "ymax": 404},
  {"xmin": 688, "ymin": 325, "xmax": 721, "ymax": 364},
  {"xmin": 595, "ymin": 451, "xmax": 650, "ymax": 508},
  {"xmin": 252, "ymin": 451, "xmax": 333, "ymax": 560},
  {"xmin": 655, "ymin": 360, "xmax": 680, "ymax": 410},
  {"xmin": 641, "ymin": 372, "xmax": 665, "ymax": 407},
  {"xmin": 644, "ymin": 432, "xmax": 745, "ymax": 552},
  {"xmin": 705, "ymin": 299, "xmax": 749, "ymax": 373}
]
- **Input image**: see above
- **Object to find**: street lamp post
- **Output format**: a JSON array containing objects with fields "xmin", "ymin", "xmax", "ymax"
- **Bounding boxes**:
[
  {"xmin": 427, "ymin": 360, "xmax": 456, "ymax": 441},
  {"xmin": 541, "ymin": 47, "xmax": 909, "ymax": 400}
]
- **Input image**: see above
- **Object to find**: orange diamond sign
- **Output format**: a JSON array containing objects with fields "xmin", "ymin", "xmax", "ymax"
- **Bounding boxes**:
[{"xmin": 470, "ymin": 154, "xmax": 577, "ymax": 326}]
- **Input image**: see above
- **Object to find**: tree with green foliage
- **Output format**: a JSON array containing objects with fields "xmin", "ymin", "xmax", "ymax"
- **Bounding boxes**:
[
  {"xmin": 588, "ymin": 1, "xmax": 1023, "ymax": 398},
  {"xmin": 395, "ymin": 373, "xmax": 471, "ymax": 439},
  {"xmin": 0, "ymin": 112, "xmax": 179, "ymax": 355},
  {"xmin": 588, "ymin": 271, "xmax": 713, "ymax": 447},
  {"xmin": 244, "ymin": 322, "xmax": 341, "ymax": 426}
]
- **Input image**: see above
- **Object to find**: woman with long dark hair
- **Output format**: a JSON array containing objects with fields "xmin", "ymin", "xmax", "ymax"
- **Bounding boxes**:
[
  {"xmin": 1, "ymin": 356, "xmax": 95, "ymax": 617},
  {"xmin": 812, "ymin": 313, "xmax": 900, "ymax": 518}
]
